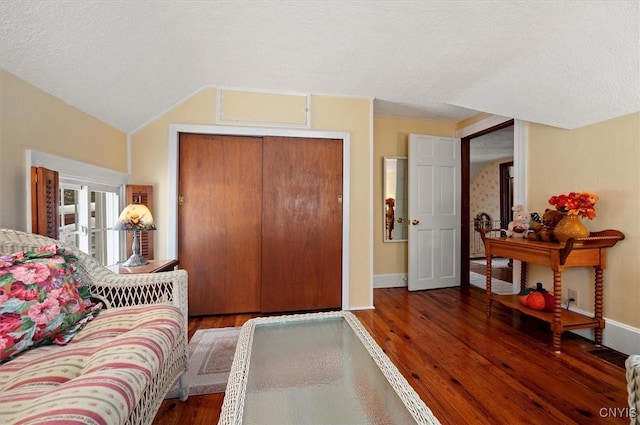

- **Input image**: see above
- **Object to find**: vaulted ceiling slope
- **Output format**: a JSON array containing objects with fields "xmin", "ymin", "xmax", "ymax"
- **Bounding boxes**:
[{"xmin": 1, "ymin": 1, "xmax": 638, "ymax": 133}]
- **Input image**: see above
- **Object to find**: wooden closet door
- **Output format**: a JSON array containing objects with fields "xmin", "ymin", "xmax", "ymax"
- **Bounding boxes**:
[
  {"xmin": 178, "ymin": 134, "xmax": 262, "ymax": 315},
  {"xmin": 261, "ymin": 136, "xmax": 343, "ymax": 313}
]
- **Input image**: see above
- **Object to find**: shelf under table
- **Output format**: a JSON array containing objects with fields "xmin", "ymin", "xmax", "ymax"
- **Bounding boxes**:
[{"xmin": 492, "ymin": 294, "xmax": 602, "ymax": 331}]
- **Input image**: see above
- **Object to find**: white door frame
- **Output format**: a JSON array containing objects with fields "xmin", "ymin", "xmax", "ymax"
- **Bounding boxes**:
[
  {"xmin": 167, "ymin": 124, "xmax": 351, "ymax": 310},
  {"xmin": 456, "ymin": 116, "xmax": 528, "ymax": 294}
]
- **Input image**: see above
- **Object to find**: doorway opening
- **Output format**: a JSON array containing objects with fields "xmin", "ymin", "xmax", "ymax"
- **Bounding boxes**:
[{"xmin": 461, "ymin": 120, "xmax": 514, "ymax": 293}]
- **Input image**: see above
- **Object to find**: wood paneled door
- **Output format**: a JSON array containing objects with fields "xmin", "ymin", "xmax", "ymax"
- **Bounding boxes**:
[
  {"xmin": 261, "ymin": 136, "xmax": 343, "ymax": 313},
  {"xmin": 179, "ymin": 134, "xmax": 263, "ymax": 315},
  {"xmin": 178, "ymin": 133, "xmax": 343, "ymax": 316}
]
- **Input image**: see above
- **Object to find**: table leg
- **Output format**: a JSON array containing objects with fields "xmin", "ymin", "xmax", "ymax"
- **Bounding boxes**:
[
  {"xmin": 594, "ymin": 267, "xmax": 604, "ymax": 346},
  {"xmin": 552, "ymin": 271, "xmax": 562, "ymax": 353},
  {"xmin": 486, "ymin": 255, "xmax": 493, "ymax": 318}
]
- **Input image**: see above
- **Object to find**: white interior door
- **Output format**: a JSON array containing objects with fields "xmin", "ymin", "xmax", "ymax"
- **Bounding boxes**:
[{"xmin": 408, "ymin": 134, "xmax": 461, "ymax": 291}]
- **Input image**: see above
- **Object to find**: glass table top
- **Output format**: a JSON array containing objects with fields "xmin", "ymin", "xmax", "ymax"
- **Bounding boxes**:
[{"xmin": 218, "ymin": 311, "xmax": 440, "ymax": 425}]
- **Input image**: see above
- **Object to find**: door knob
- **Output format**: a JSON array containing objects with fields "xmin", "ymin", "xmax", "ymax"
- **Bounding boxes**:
[{"xmin": 412, "ymin": 219, "xmax": 420, "ymax": 225}]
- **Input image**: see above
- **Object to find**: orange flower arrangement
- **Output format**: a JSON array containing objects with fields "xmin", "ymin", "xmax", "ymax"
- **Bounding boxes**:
[{"xmin": 548, "ymin": 191, "xmax": 599, "ymax": 219}]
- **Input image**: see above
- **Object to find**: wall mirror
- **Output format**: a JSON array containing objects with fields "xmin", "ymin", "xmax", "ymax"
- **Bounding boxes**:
[{"xmin": 383, "ymin": 156, "xmax": 408, "ymax": 242}]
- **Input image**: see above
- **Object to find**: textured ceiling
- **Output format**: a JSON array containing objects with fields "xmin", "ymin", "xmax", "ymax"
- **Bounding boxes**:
[{"xmin": 1, "ymin": 1, "xmax": 638, "ymax": 133}]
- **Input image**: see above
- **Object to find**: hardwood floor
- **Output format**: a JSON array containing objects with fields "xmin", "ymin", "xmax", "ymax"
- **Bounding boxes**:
[{"xmin": 153, "ymin": 287, "xmax": 629, "ymax": 425}]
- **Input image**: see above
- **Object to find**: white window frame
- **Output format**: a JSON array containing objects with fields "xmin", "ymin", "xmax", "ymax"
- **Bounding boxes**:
[
  {"xmin": 59, "ymin": 183, "xmax": 83, "ymax": 249},
  {"xmin": 26, "ymin": 150, "xmax": 129, "ymax": 265},
  {"xmin": 58, "ymin": 185, "xmax": 120, "ymax": 265}
]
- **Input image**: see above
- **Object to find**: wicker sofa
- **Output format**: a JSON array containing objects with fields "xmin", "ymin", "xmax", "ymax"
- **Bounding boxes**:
[
  {"xmin": 0, "ymin": 229, "xmax": 189, "ymax": 425},
  {"xmin": 628, "ymin": 355, "xmax": 640, "ymax": 425}
]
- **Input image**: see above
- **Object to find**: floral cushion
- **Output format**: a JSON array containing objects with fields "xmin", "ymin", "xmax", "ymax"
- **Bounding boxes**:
[{"xmin": 0, "ymin": 245, "xmax": 100, "ymax": 362}]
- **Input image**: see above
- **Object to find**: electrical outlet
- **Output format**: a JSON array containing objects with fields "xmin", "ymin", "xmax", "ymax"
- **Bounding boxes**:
[{"xmin": 568, "ymin": 289, "xmax": 578, "ymax": 303}]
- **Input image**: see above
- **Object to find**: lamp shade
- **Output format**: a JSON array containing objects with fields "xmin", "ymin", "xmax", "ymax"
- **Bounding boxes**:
[{"xmin": 113, "ymin": 203, "xmax": 156, "ymax": 231}]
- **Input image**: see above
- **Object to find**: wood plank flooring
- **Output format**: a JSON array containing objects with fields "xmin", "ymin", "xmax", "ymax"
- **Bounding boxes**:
[{"xmin": 152, "ymin": 286, "xmax": 629, "ymax": 425}]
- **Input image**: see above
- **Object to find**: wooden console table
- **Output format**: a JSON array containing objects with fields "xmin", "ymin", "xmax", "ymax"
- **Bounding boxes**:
[{"xmin": 480, "ymin": 230, "xmax": 624, "ymax": 352}]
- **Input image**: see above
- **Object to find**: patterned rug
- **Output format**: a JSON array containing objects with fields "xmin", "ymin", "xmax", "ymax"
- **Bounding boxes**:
[{"xmin": 165, "ymin": 326, "xmax": 241, "ymax": 398}]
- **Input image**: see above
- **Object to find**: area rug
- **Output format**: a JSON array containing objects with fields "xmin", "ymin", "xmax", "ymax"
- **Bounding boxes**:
[{"xmin": 165, "ymin": 326, "xmax": 241, "ymax": 399}]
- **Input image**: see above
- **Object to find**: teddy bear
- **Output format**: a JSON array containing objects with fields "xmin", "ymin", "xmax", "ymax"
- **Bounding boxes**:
[
  {"xmin": 529, "ymin": 211, "xmax": 543, "ymax": 233},
  {"xmin": 505, "ymin": 205, "xmax": 531, "ymax": 238},
  {"xmin": 527, "ymin": 208, "xmax": 565, "ymax": 242}
]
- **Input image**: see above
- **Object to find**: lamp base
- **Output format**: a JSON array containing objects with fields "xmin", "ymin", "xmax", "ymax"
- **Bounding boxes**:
[{"xmin": 122, "ymin": 254, "xmax": 149, "ymax": 267}]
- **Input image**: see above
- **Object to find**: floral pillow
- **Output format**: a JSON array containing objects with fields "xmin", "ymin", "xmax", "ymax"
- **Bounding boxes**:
[{"xmin": 0, "ymin": 245, "xmax": 101, "ymax": 362}]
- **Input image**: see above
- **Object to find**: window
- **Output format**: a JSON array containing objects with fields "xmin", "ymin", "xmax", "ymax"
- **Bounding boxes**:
[
  {"xmin": 28, "ymin": 150, "xmax": 128, "ymax": 266},
  {"xmin": 59, "ymin": 185, "xmax": 120, "ymax": 265}
]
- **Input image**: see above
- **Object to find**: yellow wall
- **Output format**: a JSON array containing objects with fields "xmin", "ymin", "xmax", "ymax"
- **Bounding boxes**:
[
  {"xmin": 373, "ymin": 117, "xmax": 457, "ymax": 275},
  {"xmin": 526, "ymin": 112, "xmax": 640, "ymax": 327},
  {"xmin": 129, "ymin": 88, "xmax": 373, "ymax": 309},
  {"xmin": 0, "ymin": 69, "xmax": 127, "ymax": 230}
]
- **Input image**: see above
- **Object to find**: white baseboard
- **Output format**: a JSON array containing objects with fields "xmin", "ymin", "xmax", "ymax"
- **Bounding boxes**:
[
  {"xmin": 566, "ymin": 306, "xmax": 640, "ymax": 356},
  {"xmin": 373, "ymin": 273, "xmax": 408, "ymax": 289},
  {"xmin": 347, "ymin": 305, "xmax": 375, "ymax": 311}
]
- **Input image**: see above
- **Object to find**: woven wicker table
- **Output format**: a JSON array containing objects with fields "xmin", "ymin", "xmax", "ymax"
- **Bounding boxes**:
[{"xmin": 218, "ymin": 311, "xmax": 440, "ymax": 425}]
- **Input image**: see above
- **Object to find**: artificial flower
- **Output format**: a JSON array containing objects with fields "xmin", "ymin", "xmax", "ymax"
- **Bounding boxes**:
[{"xmin": 548, "ymin": 191, "xmax": 599, "ymax": 219}]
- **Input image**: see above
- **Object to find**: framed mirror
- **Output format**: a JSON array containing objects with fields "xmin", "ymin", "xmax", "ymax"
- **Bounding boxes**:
[{"xmin": 383, "ymin": 156, "xmax": 408, "ymax": 242}]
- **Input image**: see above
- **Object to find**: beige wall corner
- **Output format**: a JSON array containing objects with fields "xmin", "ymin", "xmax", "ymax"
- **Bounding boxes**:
[{"xmin": 0, "ymin": 69, "xmax": 127, "ymax": 231}]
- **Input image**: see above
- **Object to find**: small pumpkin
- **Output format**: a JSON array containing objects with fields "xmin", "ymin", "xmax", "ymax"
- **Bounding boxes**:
[
  {"xmin": 518, "ymin": 287, "xmax": 533, "ymax": 306},
  {"xmin": 526, "ymin": 291, "xmax": 546, "ymax": 310}
]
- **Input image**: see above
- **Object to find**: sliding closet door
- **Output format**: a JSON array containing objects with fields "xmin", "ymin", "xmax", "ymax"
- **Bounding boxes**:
[
  {"xmin": 179, "ymin": 134, "xmax": 263, "ymax": 315},
  {"xmin": 261, "ymin": 136, "xmax": 343, "ymax": 313}
]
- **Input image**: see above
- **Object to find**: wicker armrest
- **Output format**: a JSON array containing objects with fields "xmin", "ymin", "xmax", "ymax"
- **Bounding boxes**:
[
  {"xmin": 87, "ymin": 270, "xmax": 189, "ymax": 348},
  {"xmin": 86, "ymin": 269, "xmax": 188, "ymax": 310},
  {"xmin": 627, "ymin": 355, "xmax": 640, "ymax": 425}
]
